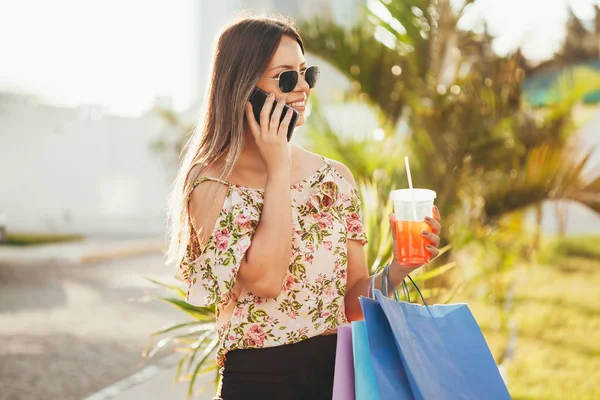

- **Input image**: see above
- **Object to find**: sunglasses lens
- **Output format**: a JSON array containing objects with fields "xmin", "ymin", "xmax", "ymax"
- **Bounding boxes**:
[
  {"xmin": 278, "ymin": 70, "xmax": 298, "ymax": 93},
  {"xmin": 305, "ymin": 66, "xmax": 320, "ymax": 89}
]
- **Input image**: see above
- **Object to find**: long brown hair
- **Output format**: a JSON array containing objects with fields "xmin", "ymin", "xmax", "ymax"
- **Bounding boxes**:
[{"xmin": 166, "ymin": 15, "xmax": 305, "ymax": 267}]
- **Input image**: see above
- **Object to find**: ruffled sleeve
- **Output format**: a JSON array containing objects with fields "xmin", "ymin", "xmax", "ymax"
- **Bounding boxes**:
[
  {"xmin": 342, "ymin": 186, "xmax": 368, "ymax": 244},
  {"xmin": 183, "ymin": 186, "xmax": 262, "ymax": 307},
  {"xmin": 310, "ymin": 167, "xmax": 368, "ymax": 245}
]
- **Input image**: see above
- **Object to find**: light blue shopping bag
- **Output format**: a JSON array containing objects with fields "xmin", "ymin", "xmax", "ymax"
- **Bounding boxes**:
[
  {"xmin": 374, "ymin": 276, "xmax": 512, "ymax": 400},
  {"xmin": 351, "ymin": 320, "xmax": 380, "ymax": 399}
]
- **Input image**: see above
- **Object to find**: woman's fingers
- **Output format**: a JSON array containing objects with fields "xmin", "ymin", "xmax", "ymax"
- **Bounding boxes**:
[
  {"xmin": 432, "ymin": 205, "xmax": 441, "ymax": 222},
  {"xmin": 424, "ymin": 215, "xmax": 441, "ymax": 235},
  {"xmin": 259, "ymin": 92, "xmax": 276, "ymax": 134},
  {"xmin": 421, "ymin": 230, "xmax": 440, "ymax": 247},
  {"xmin": 269, "ymin": 96, "xmax": 287, "ymax": 135},
  {"xmin": 389, "ymin": 213, "xmax": 399, "ymax": 261},
  {"xmin": 426, "ymin": 244, "xmax": 440, "ymax": 259},
  {"xmin": 277, "ymin": 108, "xmax": 294, "ymax": 139},
  {"xmin": 246, "ymin": 103, "xmax": 261, "ymax": 139}
]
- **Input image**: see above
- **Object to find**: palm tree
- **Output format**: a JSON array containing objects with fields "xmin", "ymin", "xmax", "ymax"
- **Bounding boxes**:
[
  {"xmin": 299, "ymin": 0, "xmax": 600, "ymax": 229},
  {"xmin": 299, "ymin": 0, "xmax": 600, "ymax": 341}
]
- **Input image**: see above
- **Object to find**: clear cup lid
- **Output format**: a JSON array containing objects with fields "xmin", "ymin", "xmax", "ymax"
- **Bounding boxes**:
[{"xmin": 390, "ymin": 188, "xmax": 437, "ymax": 202}]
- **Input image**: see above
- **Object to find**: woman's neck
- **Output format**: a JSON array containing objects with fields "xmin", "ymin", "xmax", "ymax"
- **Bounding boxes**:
[{"xmin": 239, "ymin": 128, "xmax": 294, "ymax": 168}]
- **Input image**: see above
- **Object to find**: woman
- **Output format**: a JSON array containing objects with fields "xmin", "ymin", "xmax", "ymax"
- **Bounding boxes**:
[{"xmin": 167, "ymin": 15, "xmax": 442, "ymax": 399}]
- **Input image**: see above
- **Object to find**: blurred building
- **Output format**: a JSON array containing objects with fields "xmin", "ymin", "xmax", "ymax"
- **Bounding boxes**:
[{"xmin": 0, "ymin": 0, "xmax": 364, "ymax": 237}]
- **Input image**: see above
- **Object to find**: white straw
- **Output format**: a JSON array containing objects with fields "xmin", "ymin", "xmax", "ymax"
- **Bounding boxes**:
[{"xmin": 404, "ymin": 156, "xmax": 418, "ymax": 220}]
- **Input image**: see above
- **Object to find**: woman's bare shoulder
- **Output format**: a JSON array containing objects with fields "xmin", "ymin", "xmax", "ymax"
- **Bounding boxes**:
[{"xmin": 188, "ymin": 163, "xmax": 230, "ymax": 242}]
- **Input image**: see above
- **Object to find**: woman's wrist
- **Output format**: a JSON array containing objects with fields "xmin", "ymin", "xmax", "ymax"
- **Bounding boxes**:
[
  {"xmin": 386, "ymin": 260, "xmax": 419, "ymax": 288},
  {"xmin": 265, "ymin": 170, "xmax": 290, "ymax": 186}
]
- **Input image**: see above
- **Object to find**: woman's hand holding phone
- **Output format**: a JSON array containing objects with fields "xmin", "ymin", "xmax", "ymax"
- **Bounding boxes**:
[{"xmin": 246, "ymin": 92, "xmax": 293, "ymax": 177}]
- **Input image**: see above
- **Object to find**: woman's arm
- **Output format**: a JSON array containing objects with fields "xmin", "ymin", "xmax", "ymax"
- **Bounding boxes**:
[
  {"xmin": 345, "ymin": 213, "xmax": 441, "ymax": 321},
  {"xmin": 332, "ymin": 161, "xmax": 442, "ymax": 321},
  {"xmin": 237, "ymin": 171, "xmax": 291, "ymax": 298},
  {"xmin": 236, "ymin": 95, "xmax": 294, "ymax": 298},
  {"xmin": 189, "ymin": 95, "xmax": 295, "ymax": 300}
]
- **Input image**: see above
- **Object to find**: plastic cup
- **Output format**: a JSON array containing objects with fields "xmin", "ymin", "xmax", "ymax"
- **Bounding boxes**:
[{"xmin": 390, "ymin": 189, "xmax": 437, "ymax": 267}]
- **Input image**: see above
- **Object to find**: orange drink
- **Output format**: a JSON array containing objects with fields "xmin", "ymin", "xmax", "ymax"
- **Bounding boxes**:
[
  {"xmin": 390, "ymin": 188, "xmax": 437, "ymax": 267},
  {"xmin": 393, "ymin": 219, "xmax": 432, "ymax": 267}
]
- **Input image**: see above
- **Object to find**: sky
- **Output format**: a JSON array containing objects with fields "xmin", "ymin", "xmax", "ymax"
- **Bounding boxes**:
[{"xmin": 0, "ymin": 0, "xmax": 599, "ymax": 117}]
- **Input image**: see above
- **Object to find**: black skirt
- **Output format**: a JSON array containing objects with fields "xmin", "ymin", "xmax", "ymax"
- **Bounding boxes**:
[{"xmin": 218, "ymin": 334, "xmax": 338, "ymax": 400}]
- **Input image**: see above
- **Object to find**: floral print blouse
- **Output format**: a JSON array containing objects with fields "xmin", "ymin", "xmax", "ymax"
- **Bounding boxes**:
[{"xmin": 178, "ymin": 158, "xmax": 367, "ymax": 367}]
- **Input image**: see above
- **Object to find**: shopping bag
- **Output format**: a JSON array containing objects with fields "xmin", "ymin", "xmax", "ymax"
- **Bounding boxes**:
[
  {"xmin": 351, "ymin": 320, "xmax": 380, "ymax": 399},
  {"xmin": 359, "ymin": 296, "xmax": 414, "ymax": 400},
  {"xmin": 375, "ymin": 281, "xmax": 512, "ymax": 400},
  {"xmin": 332, "ymin": 324, "xmax": 356, "ymax": 400}
]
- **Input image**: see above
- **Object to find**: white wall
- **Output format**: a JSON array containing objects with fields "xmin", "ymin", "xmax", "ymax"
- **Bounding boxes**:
[{"xmin": 0, "ymin": 93, "xmax": 175, "ymax": 236}]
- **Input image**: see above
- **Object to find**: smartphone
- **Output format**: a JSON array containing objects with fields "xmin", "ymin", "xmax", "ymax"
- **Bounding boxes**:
[{"xmin": 248, "ymin": 87, "xmax": 299, "ymax": 142}]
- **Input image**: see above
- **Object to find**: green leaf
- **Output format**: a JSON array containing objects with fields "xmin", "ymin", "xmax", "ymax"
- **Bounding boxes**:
[
  {"xmin": 143, "ymin": 276, "xmax": 187, "ymax": 298},
  {"xmin": 411, "ymin": 261, "xmax": 456, "ymax": 282},
  {"xmin": 151, "ymin": 321, "xmax": 213, "ymax": 336},
  {"xmin": 187, "ymin": 336, "xmax": 219, "ymax": 399}
]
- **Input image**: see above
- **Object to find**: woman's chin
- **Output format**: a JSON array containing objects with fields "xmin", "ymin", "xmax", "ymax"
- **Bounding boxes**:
[{"xmin": 295, "ymin": 113, "xmax": 306, "ymax": 127}]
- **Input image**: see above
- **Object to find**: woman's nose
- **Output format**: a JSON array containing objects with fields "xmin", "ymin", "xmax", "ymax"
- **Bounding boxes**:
[{"xmin": 295, "ymin": 72, "xmax": 310, "ymax": 92}]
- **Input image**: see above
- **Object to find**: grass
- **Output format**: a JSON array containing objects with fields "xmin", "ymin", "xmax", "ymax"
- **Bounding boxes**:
[
  {"xmin": 541, "ymin": 234, "xmax": 600, "ymax": 261},
  {"xmin": 461, "ymin": 236, "xmax": 600, "ymax": 399},
  {"xmin": 3, "ymin": 232, "xmax": 82, "ymax": 246}
]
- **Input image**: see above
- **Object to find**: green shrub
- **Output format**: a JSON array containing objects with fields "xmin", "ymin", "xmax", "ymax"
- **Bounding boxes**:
[
  {"xmin": 543, "ymin": 235, "xmax": 600, "ymax": 261},
  {"xmin": 4, "ymin": 233, "xmax": 82, "ymax": 246}
]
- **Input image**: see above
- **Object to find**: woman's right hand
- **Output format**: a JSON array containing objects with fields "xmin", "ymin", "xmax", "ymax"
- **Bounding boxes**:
[{"xmin": 245, "ymin": 92, "xmax": 293, "ymax": 175}]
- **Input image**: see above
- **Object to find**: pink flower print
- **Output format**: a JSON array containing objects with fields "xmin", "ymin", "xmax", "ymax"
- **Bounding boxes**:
[
  {"xmin": 318, "ymin": 213, "xmax": 334, "ymax": 229},
  {"xmin": 235, "ymin": 213, "xmax": 253, "ymax": 230},
  {"xmin": 289, "ymin": 310, "xmax": 297, "ymax": 319},
  {"xmin": 299, "ymin": 327, "xmax": 308, "ymax": 336},
  {"xmin": 319, "ymin": 181, "xmax": 337, "ymax": 208},
  {"xmin": 228, "ymin": 335, "xmax": 236, "ymax": 341},
  {"xmin": 233, "ymin": 306, "xmax": 247, "ymax": 320},
  {"xmin": 324, "ymin": 286, "xmax": 336, "ymax": 303},
  {"xmin": 310, "ymin": 212, "xmax": 320, "ymax": 223},
  {"xmin": 304, "ymin": 253, "xmax": 314, "ymax": 263},
  {"xmin": 215, "ymin": 229, "xmax": 230, "ymax": 251},
  {"xmin": 317, "ymin": 274, "xmax": 324, "ymax": 283},
  {"xmin": 283, "ymin": 275, "xmax": 295, "ymax": 291},
  {"xmin": 245, "ymin": 324, "xmax": 266, "ymax": 347},
  {"xmin": 346, "ymin": 213, "xmax": 363, "ymax": 234},
  {"xmin": 221, "ymin": 291, "xmax": 232, "ymax": 306},
  {"xmin": 336, "ymin": 306, "xmax": 347, "ymax": 323},
  {"xmin": 323, "ymin": 241, "xmax": 333, "ymax": 251},
  {"xmin": 341, "ymin": 193, "xmax": 350, "ymax": 203},
  {"xmin": 323, "ymin": 311, "xmax": 331, "ymax": 318},
  {"xmin": 321, "ymin": 194, "xmax": 334, "ymax": 208}
]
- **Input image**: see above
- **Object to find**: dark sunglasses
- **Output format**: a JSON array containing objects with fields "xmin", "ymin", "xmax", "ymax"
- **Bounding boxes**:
[{"xmin": 267, "ymin": 65, "xmax": 320, "ymax": 93}]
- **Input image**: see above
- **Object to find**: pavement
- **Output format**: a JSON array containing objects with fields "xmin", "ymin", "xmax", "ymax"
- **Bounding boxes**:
[
  {"xmin": 0, "ymin": 236, "xmax": 167, "ymax": 266},
  {"xmin": 0, "ymin": 236, "xmax": 215, "ymax": 400}
]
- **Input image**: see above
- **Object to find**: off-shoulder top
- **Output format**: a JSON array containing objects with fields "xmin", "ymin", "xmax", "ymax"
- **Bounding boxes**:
[{"xmin": 177, "ymin": 158, "xmax": 367, "ymax": 366}]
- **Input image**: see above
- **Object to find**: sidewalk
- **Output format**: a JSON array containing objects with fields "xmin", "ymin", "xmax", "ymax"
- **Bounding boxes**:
[
  {"xmin": 0, "ymin": 235, "xmax": 217, "ymax": 400},
  {"xmin": 84, "ymin": 355, "xmax": 214, "ymax": 400},
  {"xmin": 0, "ymin": 236, "xmax": 166, "ymax": 266}
]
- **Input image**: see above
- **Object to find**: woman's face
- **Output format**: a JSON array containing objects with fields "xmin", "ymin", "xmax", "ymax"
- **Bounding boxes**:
[{"xmin": 256, "ymin": 36, "xmax": 311, "ymax": 127}]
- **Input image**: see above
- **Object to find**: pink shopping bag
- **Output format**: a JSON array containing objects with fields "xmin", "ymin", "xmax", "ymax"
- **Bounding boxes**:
[{"xmin": 332, "ymin": 324, "xmax": 355, "ymax": 400}]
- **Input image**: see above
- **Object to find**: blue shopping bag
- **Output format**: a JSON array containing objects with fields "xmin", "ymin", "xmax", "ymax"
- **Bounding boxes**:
[
  {"xmin": 351, "ymin": 320, "xmax": 380, "ymax": 399},
  {"xmin": 374, "ymin": 278, "xmax": 512, "ymax": 400},
  {"xmin": 359, "ymin": 296, "xmax": 414, "ymax": 400}
]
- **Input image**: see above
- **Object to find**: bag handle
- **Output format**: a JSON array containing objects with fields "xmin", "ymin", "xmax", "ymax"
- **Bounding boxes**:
[
  {"xmin": 382, "ymin": 263, "xmax": 430, "ymax": 307},
  {"xmin": 368, "ymin": 263, "xmax": 430, "ymax": 307}
]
